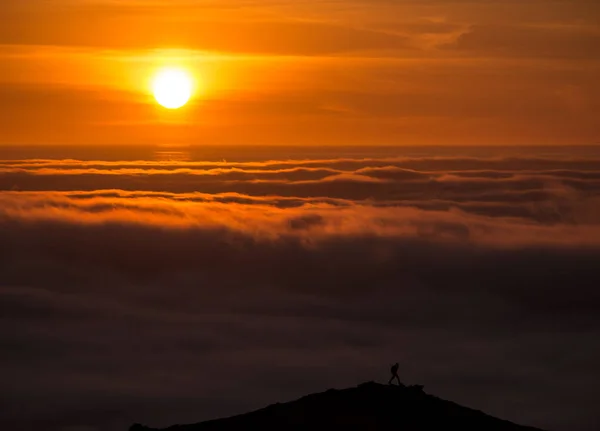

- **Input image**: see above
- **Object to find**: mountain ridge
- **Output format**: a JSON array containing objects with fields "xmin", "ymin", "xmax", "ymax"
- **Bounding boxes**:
[{"xmin": 130, "ymin": 381, "xmax": 548, "ymax": 431}]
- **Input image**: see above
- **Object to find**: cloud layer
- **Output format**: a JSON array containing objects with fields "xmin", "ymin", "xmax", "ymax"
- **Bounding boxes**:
[{"xmin": 2, "ymin": 150, "xmax": 600, "ymax": 431}]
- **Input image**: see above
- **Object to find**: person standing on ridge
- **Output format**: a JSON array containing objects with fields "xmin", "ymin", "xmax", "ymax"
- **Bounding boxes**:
[{"xmin": 389, "ymin": 362, "xmax": 402, "ymax": 385}]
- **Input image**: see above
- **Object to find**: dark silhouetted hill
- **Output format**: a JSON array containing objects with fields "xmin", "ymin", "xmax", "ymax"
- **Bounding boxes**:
[{"xmin": 130, "ymin": 382, "xmax": 547, "ymax": 431}]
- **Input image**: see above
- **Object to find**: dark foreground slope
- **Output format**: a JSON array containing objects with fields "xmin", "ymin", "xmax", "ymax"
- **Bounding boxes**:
[{"xmin": 130, "ymin": 382, "xmax": 546, "ymax": 431}]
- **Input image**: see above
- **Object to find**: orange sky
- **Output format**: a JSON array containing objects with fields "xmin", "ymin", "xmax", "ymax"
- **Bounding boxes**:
[{"xmin": 1, "ymin": 0, "xmax": 599, "ymax": 145}]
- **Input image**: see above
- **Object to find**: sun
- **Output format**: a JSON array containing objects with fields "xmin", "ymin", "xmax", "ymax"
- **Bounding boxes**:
[{"xmin": 152, "ymin": 67, "xmax": 194, "ymax": 109}]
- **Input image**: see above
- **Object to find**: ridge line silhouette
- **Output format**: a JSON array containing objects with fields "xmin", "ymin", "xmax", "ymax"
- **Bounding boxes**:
[{"xmin": 130, "ymin": 381, "xmax": 548, "ymax": 431}]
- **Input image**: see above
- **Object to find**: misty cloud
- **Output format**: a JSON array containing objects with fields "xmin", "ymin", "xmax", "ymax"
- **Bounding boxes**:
[
  {"xmin": 447, "ymin": 25, "xmax": 600, "ymax": 59},
  {"xmin": 2, "ymin": 156, "xmax": 600, "ymax": 224},
  {"xmin": 2, "ymin": 153, "xmax": 600, "ymax": 431}
]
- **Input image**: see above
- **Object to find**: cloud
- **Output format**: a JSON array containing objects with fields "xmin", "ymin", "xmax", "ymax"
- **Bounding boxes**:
[
  {"xmin": 446, "ymin": 24, "xmax": 600, "ymax": 59},
  {"xmin": 1, "ymin": 172, "xmax": 600, "ymax": 431},
  {"xmin": 0, "ymin": 3, "xmax": 410, "ymax": 55},
  {"xmin": 2, "ymin": 156, "xmax": 600, "ymax": 225}
]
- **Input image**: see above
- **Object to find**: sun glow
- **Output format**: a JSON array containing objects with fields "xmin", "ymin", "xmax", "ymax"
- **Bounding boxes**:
[{"xmin": 152, "ymin": 67, "xmax": 194, "ymax": 109}]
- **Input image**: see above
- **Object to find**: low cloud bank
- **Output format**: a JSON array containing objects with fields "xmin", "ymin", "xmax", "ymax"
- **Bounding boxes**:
[{"xmin": 2, "ymin": 154, "xmax": 599, "ymax": 431}]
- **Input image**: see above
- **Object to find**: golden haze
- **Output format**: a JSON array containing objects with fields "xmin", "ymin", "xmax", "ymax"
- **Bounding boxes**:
[{"xmin": 0, "ymin": 0, "xmax": 598, "ymax": 145}]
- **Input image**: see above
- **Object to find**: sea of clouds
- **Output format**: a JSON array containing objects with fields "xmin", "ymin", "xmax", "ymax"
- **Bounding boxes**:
[{"xmin": 1, "ymin": 153, "xmax": 599, "ymax": 431}]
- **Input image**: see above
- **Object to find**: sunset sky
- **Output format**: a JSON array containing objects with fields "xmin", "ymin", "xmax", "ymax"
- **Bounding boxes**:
[
  {"xmin": 2, "ymin": 3, "xmax": 600, "ymax": 431},
  {"xmin": 2, "ymin": 0, "xmax": 599, "ymax": 145}
]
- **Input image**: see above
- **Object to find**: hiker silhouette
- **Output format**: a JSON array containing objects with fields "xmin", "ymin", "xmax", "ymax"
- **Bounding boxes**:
[{"xmin": 388, "ymin": 362, "xmax": 402, "ymax": 385}]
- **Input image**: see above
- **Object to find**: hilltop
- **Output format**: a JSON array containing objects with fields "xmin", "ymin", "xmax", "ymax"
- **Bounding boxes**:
[{"xmin": 130, "ymin": 382, "xmax": 547, "ymax": 431}]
